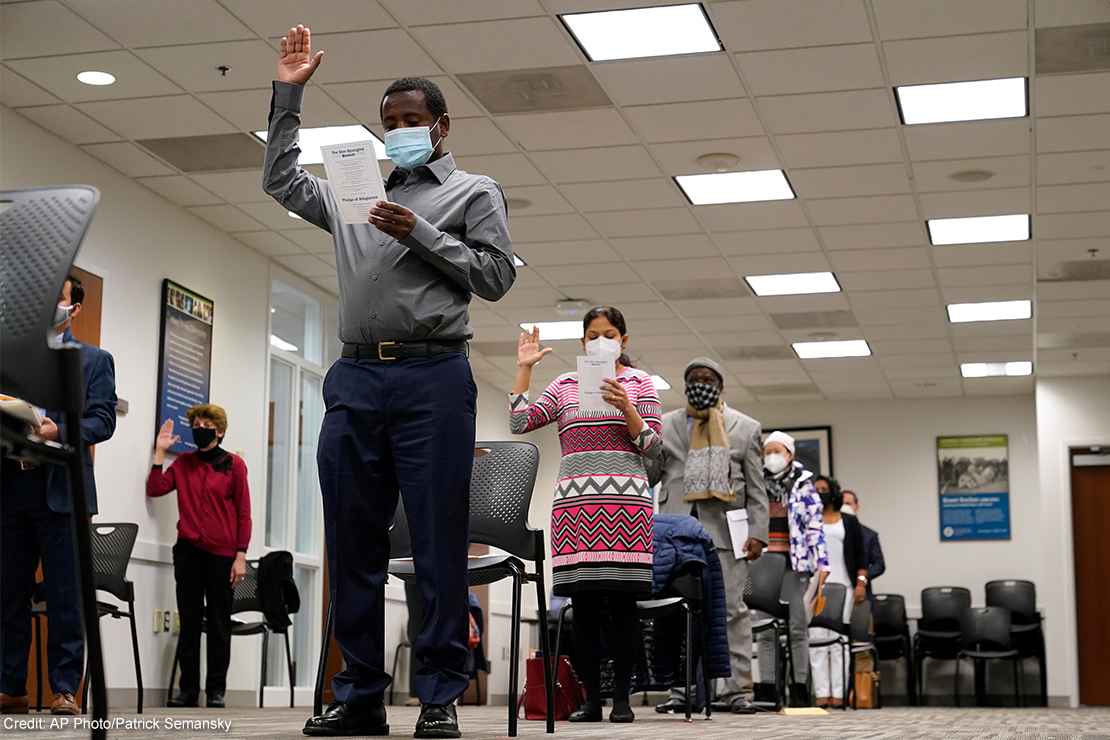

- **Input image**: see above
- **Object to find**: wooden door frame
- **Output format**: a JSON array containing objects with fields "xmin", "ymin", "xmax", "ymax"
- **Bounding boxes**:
[{"xmin": 1068, "ymin": 444, "xmax": 1110, "ymax": 707}]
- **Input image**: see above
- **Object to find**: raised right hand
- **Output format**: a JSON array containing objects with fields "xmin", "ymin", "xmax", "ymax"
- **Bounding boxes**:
[
  {"xmin": 517, "ymin": 326, "xmax": 552, "ymax": 368},
  {"xmin": 277, "ymin": 24, "xmax": 324, "ymax": 85},
  {"xmin": 155, "ymin": 419, "xmax": 180, "ymax": 452}
]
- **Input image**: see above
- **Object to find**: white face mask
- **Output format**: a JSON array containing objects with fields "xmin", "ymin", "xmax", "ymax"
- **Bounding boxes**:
[
  {"xmin": 585, "ymin": 336, "xmax": 621, "ymax": 358},
  {"xmin": 841, "ymin": 504, "xmax": 856, "ymax": 516},
  {"xmin": 764, "ymin": 452, "xmax": 789, "ymax": 475}
]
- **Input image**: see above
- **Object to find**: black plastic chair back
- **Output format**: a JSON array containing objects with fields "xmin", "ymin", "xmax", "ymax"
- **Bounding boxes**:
[
  {"xmin": 667, "ymin": 561, "xmax": 705, "ymax": 602},
  {"xmin": 743, "ymin": 551, "xmax": 788, "ymax": 615},
  {"xmin": 811, "ymin": 582, "xmax": 849, "ymax": 633},
  {"xmin": 985, "ymin": 580, "xmax": 1037, "ymax": 625},
  {"xmin": 873, "ymin": 593, "xmax": 908, "ymax": 637},
  {"xmin": 921, "ymin": 586, "xmax": 971, "ymax": 631},
  {"xmin": 960, "ymin": 606, "xmax": 1013, "ymax": 652},
  {"xmin": 0, "ymin": 187, "xmax": 100, "ymax": 409},
  {"xmin": 232, "ymin": 560, "xmax": 262, "ymax": 615},
  {"xmin": 850, "ymin": 601, "xmax": 872, "ymax": 644},
  {"xmin": 89, "ymin": 523, "xmax": 138, "ymax": 601}
]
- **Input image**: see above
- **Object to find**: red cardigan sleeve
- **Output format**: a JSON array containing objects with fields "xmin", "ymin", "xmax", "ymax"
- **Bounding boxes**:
[
  {"xmin": 147, "ymin": 461, "xmax": 177, "ymax": 498},
  {"xmin": 232, "ymin": 456, "xmax": 252, "ymax": 553}
]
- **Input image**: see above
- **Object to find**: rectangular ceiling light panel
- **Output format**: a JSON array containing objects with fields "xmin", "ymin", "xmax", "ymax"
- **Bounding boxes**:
[
  {"xmin": 896, "ymin": 77, "xmax": 1027, "ymax": 125},
  {"xmin": 561, "ymin": 3, "xmax": 722, "ymax": 62}
]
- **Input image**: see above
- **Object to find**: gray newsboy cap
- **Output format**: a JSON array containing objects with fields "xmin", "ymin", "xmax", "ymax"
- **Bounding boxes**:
[{"xmin": 684, "ymin": 357, "xmax": 724, "ymax": 385}]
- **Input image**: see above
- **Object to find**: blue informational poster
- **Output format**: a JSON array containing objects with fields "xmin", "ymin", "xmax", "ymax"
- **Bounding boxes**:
[
  {"xmin": 937, "ymin": 435, "xmax": 1011, "ymax": 541},
  {"xmin": 155, "ymin": 280, "xmax": 213, "ymax": 456}
]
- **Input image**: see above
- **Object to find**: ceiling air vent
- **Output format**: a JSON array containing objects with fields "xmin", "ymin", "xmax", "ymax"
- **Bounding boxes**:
[
  {"xmin": 136, "ymin": 134, "xmax": 264, "ymax": 173},
  {"xmin": 458, "ymin": 66, "xmax": 612, "ymax": 114},
  {"xmin": 1040, "ymin": 259, "xmax": 1110, "ymax": 282},
  {"xmin": 654, "ymin": 277, "xmax": 749, "ymax": 301},
  {"xmin": 1036, "ymin": 23, "xmax": 1110, "ymax": 74},
  {"xmin": 770, "ymin": 310, "xmax": 857, "ymax": 331}
]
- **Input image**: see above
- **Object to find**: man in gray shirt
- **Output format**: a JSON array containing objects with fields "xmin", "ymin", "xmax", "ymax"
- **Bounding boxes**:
[{"xmin": 262, "ymin": 25, "xmax": 514, "ymax": 739}]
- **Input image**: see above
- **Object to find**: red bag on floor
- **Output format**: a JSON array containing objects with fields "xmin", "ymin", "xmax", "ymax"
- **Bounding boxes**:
[{"xmin": 518, "ymin": 655, "xmax": 585, "ymax": 721}]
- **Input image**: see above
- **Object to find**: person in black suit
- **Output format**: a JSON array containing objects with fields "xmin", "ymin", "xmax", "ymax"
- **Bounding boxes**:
[
  {"xmin": 0, "ymin": 275, "xmax": 117, "ymax": 716},
  {"xmin": 842, "ymin": 489, "xmax": 885, "ymax": 602}
]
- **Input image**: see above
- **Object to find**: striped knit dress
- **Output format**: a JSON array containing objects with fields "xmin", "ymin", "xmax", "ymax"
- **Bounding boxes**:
[{"xmin": 510, "ymin": 367, "xmax": 662, "ymax": 597}]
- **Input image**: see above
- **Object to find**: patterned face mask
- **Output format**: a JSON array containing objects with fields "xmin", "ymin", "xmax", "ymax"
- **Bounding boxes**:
[{"xmin": 685, "ymin": 381, "xmax": 721, "ymax": 411}]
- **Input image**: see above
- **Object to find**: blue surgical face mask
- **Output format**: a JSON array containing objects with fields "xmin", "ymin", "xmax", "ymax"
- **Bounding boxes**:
[{"xmin": 384, "ymin": 116, "xmax": 443, "ymax": 170}]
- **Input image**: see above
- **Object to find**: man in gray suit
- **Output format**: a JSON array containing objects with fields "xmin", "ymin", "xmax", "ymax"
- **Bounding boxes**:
[{"xmin": 651, "ymin": 357, "xmax": 768, "ymax": 714}]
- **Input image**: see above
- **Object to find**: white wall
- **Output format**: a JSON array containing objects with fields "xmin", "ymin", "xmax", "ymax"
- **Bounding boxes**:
[{"xmin": 1035, "ymin": 375, "xmax": 1110, "ymax": 706}]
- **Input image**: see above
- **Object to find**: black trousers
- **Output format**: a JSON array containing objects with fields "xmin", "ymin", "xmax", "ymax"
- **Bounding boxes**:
[
  {"xmin": 404, "ymin": 581, "xmax": 426, "ymax": 696},
  {"xmin": 173, "ymin": 539, "xmax": 234, "ymax": 693},
  {"xmin": 571, "ymin": 593, "xmax": 640, "ymax": 704}
]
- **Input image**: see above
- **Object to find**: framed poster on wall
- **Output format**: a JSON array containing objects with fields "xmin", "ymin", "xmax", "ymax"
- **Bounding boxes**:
[
  {"xmin": 936, "ymin": 435, "xmax": 1011, "ymax": 541},
  {"xmin": 761, "ymin": 426, "xmax": 833, "ymax": 477},
  {"xmin": 155, "ymin": 279, "xmax": 214, "ymax": 455}
]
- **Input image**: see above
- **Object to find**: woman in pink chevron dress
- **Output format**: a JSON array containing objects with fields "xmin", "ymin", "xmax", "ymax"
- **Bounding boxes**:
[{"xmin": 509, "ymin": 306, "xmax": 662, "ymax": 724}]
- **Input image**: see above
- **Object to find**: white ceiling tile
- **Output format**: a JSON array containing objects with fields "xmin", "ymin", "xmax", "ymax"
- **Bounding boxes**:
[
  {"xmin": 503, "ymin": 185, "xmax": 574, "ymax": 215},
  {"xmin": 138, "ymin": 175, "xmax": 222, "ymax": 206},
  {"xmin": 736, "ymin": 44, "xmax": 883, "ymax": 95},
  {"xmin": 694, "ymin": 201, "xmax": 810, "ymax": 232},
  {"xmin": 777, "ymin": 129, "xmax": 904, "ymax": 168},
  {"xmin": 6, "ymin": 51, "xmax": 180, "ymax": 102},
  {"xmin": 1038, "ymin": 183, "xmax": 1110, "ymax": 214},
  {"xmin": 511, "ymin": 214, "xmax": 599, "ymax": 242},
  {"xmin": 1036, "ymin": 315, "xmax": 1110, "ymax": 333},
  {"xmin": 587, "ymin": 208, "xmax": 702, "ymax": 238},
  {"xmin": 238, "ymin": 201, "xmax": 317, "ymax": 230},
  {"xmin": 963, "ymin": 376, "xmax": 1033, "ymax": 396},
  {"xmin": 187, "ymin": 204, "xmax": 266, "ymax": 232},
  {"xmin": 0, "ymin": 67, "xmax": 59, "ymax": 107},
  {"xmin": 515, "ymin": 240, "xmax": 620, "ymax": 266},
  {"xmin": 454, "ymin": 153, "xmax": 547, "ymax": 186},
  {"xmin": 137, "ymin": 41, "xmax": 279, "ymax": 93},
  {"xmin": 236, "ymin": 230, "xmax": 306, "ymax": 257},
  {"xmin": 309, "ymin": 30, "xmax": 440, "ymax": 83},
  {"xmin": 712, "ymin": 0, "xmax": 871, "ymax": 50},
  {"xmin": 942, "ymin": 283, "xmax": 1031, "ymax": 303},
  {"xmin": 870, "ymin": 337, "xmax": 953, "ymax": 355},
  {"xmin": 18, "ymin": 104, "xmax": 121, "ymax": 144},
  {"xmin": 1036, "ymin": 237, "xmax": 1110, "ymax": 276},
  {"xmin": 440, "ymin": 117, "xmax": 517, "ymax": 155},
  {"xmin": 1035, "ymin": 212, "xmax": 1110, "ymax": 239},
  {"xmin": 806, "ymin": 195, "xmax": 919, "ymax": 225},
  {"xmin": 488, "ymin": 283, "xmax": 565, "ymax": 308},
  {"xmin": 873, "ymin": 0, "xmax": 1027, "ymax": 39},
  {"xmin": 199, "ymin": 87, "xmax": 354, "ymax": 131},
  {"xmin": 529, "ymin": 145, "xmax": 661, "ymax": 183},
  {"xmin": 1037, "ymin": 151, "xmax": 1110, "ymax": 186},
  {"xmin": 535, "ymin": 262, "xmax": 638, "ymax": 286},
  {"xmin": 889, "ymin": 379, "xmax": 964, "ymax": 398},
  {"xmin": 866, "ymin": 320, "xmax": 949, "ymax": 339},
  {"xmin": 285, "ymin": 228, "xmax": 336, "ymax": 252},
  {"xmin": 1036, "ymin": 278, "xmax": 1110, "ymax": 302},
  {"xmin": 190, "ymin": 171, "xmax": 270, "ymax": 203},
  {"xmin": 931, "ymin": 241, "xmax": 1033, "ymax": 267},
  {"xmin": 1037, "ymin": 298, "xmax": 1110, "ymax": 318},
  {"xmin": 591, "ymin": 54, "xmax": 745, "ymax": 106},
  {"xmin": 758, "ymin": 89, "xmax": 896, "ymax": 134},
  {"xmin": 671, "ymin": 297, "xmax": 762, "ymax": 318},
  {"xmin": 937, "ymin": 264, "xmax": 1032, "ymax": 288},
  {"xmin": 1, "ymin": 1, "xmax": 119, "ymax": 58},
  {"xmin": 728, "ymin": 251, "xmax": 832, "ymax": 275},
  {"xmin": 559, "ymin": 179, "xmax": 683, "ymax": 212},
  {"xmin": 624, "ymin": 99, "xmax": 763, "ymax": 142},
  {"xmin": 65, "ymin": 0, "xmax": 254, "ymax": 46},
  {"xmin": 713, "ymin": 227, "xmax": 821, "ymax": 255},
  {"xmin": 412, "ymin": 18, "xmax": 578, "ymax": 73},
  {"xmin": 917, "ymin": 187, "xmax": 1030, "ymax": 218},
  {"xmin": 828, "ymin": 246, "xmax": 932, "ymax": 271},
  {"xmin": 790, "ymin": 163, "xmax": 911, "ymax": 199},
  {"xmin": 905, "ymin": 119, "xmax": 1029, "ymax": 160},
  {"xmin": 839, "ymin": 269, "xmax": 935, "ymax": 291},
  {"xmin": 1034, "ymin": 0, "xmax": 1110, "ymax": 28},
  {"xmin": 82, "ymin": 142, "xmax": 174, "ymax": 177},
  {"xmin": 912, "ymin": 156, "xmax": 1030, "ymax": 192},
  {"xmin": 1036, "ymin": 114, "xmax": 1110, "ymax": 153},
  {"xmin": 77, "ymin": 96, "xmax": 235, "ymax": 139},
  {"xmin": 611, "ymin": 234, "xmax": 719, "ymax": 260},
  {"xmin": 1036, "ymin": 71, "xmax": 1110, "ymax": 116},
  {"xmin": 326, "ymin": 76, "xmax": 483, "ymax": 121},
  {"xmin": 221, "ymin": 0, "xmax": 395, "ymax": 36},
  {"xmin": 880, "ymin": 353, "xmax": 957, "ymax": 369},
  {"xmin": 850, "ymin": 288, "xmax": 941, "ymax": 312},
  {"xmin": 649, "ymin": 137, "xmax": 780, "ymax": 175},
  {"xmin": 276, "ymin": 253, "xmax": 336, "ymax": 278},
  {"xmin": 818, "ymin": 222, "xmax": 926, "ymax": 250},
  {"xmin": 499, "ymin": 109, "xmax": 636, "ymax": 151},
  {"xmin": 382, "ymin": 0, "xmax": 543, "ymax": 25},
  {"xmin": 758, "ymin": 292, "xmax": 851, "ymax": 314},
  {"xmin": 882, "ymin": 31, "xmax": 1027, "ymax": 85},
  {"xmin": 553, "ymin": 282, "xmax": 648, "ymax": 304},
  {"xmin": 635, "ymin": 257, "xmax": 734, "ymax": 282}
]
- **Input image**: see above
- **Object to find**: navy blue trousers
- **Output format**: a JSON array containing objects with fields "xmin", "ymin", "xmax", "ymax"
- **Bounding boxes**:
[
  {"xmin": 0, "ymin": 461, "xmax": 84, "ymax": 696},
  {"xmin": 319, "ymin": 352, "xmax": 476, "ymax": 708}
]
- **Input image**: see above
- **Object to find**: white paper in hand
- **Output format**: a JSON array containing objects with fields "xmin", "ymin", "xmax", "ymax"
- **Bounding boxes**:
[
  {"xmin": 577, "ymin": 355, "xmax": 616, "ymax": 412},
  {"xmin": 319, "ymin": 140, "xmax": 386, "ymax": 224},
  {"xmin": 726, "ymin": 508, "xmax": 750, "ymax": 560}
]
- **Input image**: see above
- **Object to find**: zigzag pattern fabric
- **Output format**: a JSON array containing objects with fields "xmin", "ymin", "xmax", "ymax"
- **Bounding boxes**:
[{"xmin": 509, "ymin": 368, "xmax": 662, "ymax": 596}]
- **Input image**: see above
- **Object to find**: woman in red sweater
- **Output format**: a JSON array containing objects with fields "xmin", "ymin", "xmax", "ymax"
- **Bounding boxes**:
[{"xmin": 147, "ymin": 403, "xmax": 251, "ymax": 709}]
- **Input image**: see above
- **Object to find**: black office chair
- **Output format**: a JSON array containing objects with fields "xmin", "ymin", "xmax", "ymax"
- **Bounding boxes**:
[
  {"xmin": 169, "ymin": 559, "xmax": 297, "ymax": 708},
  {"xmin": 808, "ymin": 583, "xmax": 852, "ymax": 710},
  {"xmin": 914, "ymin": 586, "xmax": 970, "ymax": 704},
  {"xmin": 0, "ymin": 186, "xmax": 107, "ymax": 739},
  {"xmin": 873, "ymin": 593, "xmax": 915, "ymax": 704},
  {"xmin": 314, "ymin": 441, "xmax": 555, "ymax": 737},
  {"xmin": 742, "ymin": 553, "xmax": 795, "ymax": 709},
  {"xmin": 986, "ymin": 579, "xmax": 1045, "ymax": 706},
  {"xmin": 954, "ymin": 606, "xmax": 1024, "ymax": 707}
]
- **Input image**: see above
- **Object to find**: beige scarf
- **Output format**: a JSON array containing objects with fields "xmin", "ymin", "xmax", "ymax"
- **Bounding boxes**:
[{"xmin": 683, "ymin": 400, "xmax": 733, "ymax": 502}]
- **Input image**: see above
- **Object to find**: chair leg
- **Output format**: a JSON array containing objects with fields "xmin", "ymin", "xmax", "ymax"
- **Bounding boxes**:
[
  {"xmin": 67, "ymin": 457, "xmax": 106, "ymax": 740},
  {"xmin": 684, "ymin": 604, "xmax": 693, "ymax": 722},
  {"xmin": 844, "ymin": 643, "xmax": 851, "ymax": 711},
  {"xmin": 1037, "ymin": 634, "xmax": 1047, "ymax": 707},
  {"xmin": 259, "ymin": 632, "xmax": 269, "ymax": 709},
  {"xmin": 507, "ymin": 572, "xmax": 522, "ymax": 738},
  {"xmin": 284, "ymin": 630, "xmax": 295, "ymax": 708},
  {"xmin": 533, "ymin": 572, "xmax": 554, "ymax": 735},
  {"xmin": 1016, "ymin": 657, "xmax": 1025, "ymax": 708},
  {"xmin": 127, "ymin": 607, "xmax": 143, "ymax": 714},
  {"xmin": 389, "ymin": 640, "xmax": 407, "ymax": 707},
  {"xmin": 780, "ymin": 623, "xmax": 792, "ymax": 708},
  {"xmin": 953, "ymin": 656, "xmax": 961, "ymax": 708},
  {"xmin": 313, "ymin": 599, "xmax": 334, "ymax": 717},
  {"xmin": 702, "ymin": 609, "xmax": 713, "ymax": 719},
  {"xmin": 33, "ymin": 615, "xmax": 44, "ymax": 712}
]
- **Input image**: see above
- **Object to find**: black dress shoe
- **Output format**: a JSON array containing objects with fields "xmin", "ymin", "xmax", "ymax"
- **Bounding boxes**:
[
  {"xmin": 205, "ymin": 690, "xmax": 225, "ymax": 708},
  {"xmin": 789, "ymin": 683, "xmax": 811, "ymax": 708},
  {"xmin": 609, "ymin": 702, "xmax": 635, "ymax": 723},
  {"xmin": 303, "ymin": 702, "xmax": 389, "ymax": 737},
  {"xmin": 654, "ymin": 697, "xmax": 703, "ymax": 714},
  {"xmin": 167, "ymin": 690, "xmax": 199, "ymax": 708},
  {"xmin": 567, "ymin": 701, "xmax": 603, "ymax": 722},
  {"xmin": 414, "ymin": 704, "xmax": 460, "ymax": 739}
]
